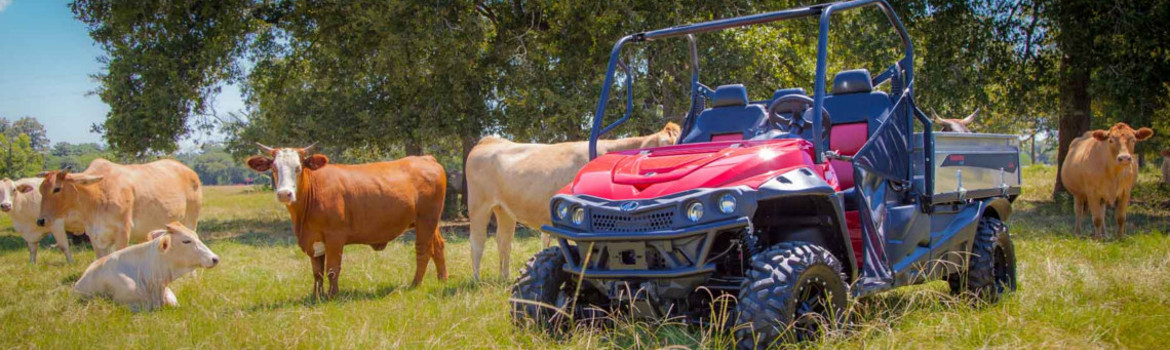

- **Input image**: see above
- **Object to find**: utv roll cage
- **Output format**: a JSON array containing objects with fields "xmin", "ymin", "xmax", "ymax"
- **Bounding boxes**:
[{"xmin": 586, "ymin": 0, "xmax": 935, "ymax": 198}]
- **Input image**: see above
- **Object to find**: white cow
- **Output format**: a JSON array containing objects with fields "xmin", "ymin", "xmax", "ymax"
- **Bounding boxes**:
[
  {"xmin": 73, "ymin": 222, "xmax": 219, "ymax": 312},
  {"xmin": 0, "ymin": 178, "xmax": 84, "ymax": 263},
  {"xmin": 466, "ymin": 122, "xmax": 681, "ymax": 281}
]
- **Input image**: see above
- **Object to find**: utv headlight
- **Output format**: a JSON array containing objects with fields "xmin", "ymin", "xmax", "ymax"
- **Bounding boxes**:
[
  {"xmin": 555, "ymin": 200, "xmax": 570, "ymax": 220},
  {"xmin": 686, "ymin": 202, "xmax": 704, "ymax": 222},
  {"xmin": 571, "ymin": 207, "xmax": 586, "ymax": 226},
  {"xmin": 718, "ymin": 193, "xmax": 737, "ymax": 214}
]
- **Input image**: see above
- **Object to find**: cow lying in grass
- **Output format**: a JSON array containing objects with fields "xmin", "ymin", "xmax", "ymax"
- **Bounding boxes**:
[
  {"xmin": 246, "ymin": 144, "xmax": 448, "ymax": 298},
  {"xmin": 1061, "ymin": 122, "xmax": 1154, "ymax": 238},
  {"xmin": 73, "ymin": 222, "xmax": 219, "ymax": 312},
  {"xmin": 0, "ymin": 177, "xmax": 85, "ymax": 264},
  {"xmin": 465, "ymin": 122, "xmax": 681, "ymax": 281}
]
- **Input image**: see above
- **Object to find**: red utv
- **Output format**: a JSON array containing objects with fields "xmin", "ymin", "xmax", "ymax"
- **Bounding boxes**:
[{"xmin": 510, "ymin": 0, "xmax": 1021, "ymax": 347}]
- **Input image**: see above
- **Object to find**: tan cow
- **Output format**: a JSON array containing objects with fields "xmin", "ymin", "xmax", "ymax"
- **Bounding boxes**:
[
  {"xmin": 1161, "ymin": 149, "xmax": 1169, "ymax": 185},
  {"xmin": 73, "ymin": 222, "xmax": 219, "ymax": 312},
  {"xmin": 466, "ymin": 122, "xmax": 681, "ymax": 280},
  {"xmin": 36, "ymin": 159, "xmax": 203, "ymax": 257},
  {"xmin": 1061, "ymin": 123, "xmax": 1154, "ymax": 238},
  {"xmin": 0, "ymin": 178, "xmax": 85, "ymax": 263},
  {"xmin": 930, "ymin": 108, "xmax": 979, "ymax": 133}
]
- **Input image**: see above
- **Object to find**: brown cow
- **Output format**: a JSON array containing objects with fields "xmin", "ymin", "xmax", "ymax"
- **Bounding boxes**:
[
  {"xmin": 245, "ymin": 144, "xmax": 447, "ymax": 298},
  {"xmin": 930, "ymin": 107, "xmax": 979, "ymax": 133},
  {"xmin": 37, "ymin": 159, "xmax": 202, "ymax": 257},
  {"xmin": 1060, "ymin": 123, "xmax": 1154, "ymax": 238}
]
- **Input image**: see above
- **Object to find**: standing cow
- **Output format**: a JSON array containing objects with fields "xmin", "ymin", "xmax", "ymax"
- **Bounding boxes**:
[
  {"xmin": 36, "ymin": 159, "xmax": 202, "ymax": 257},
  {"xmin": 0, "ymin": 178, "xmax": 85, "ymax": 263},
  {"xmin": 1061, "ymin": 123, "xmax": 1154, "ymax": 238},
  {"xmin": 245, "ymin": 144, "xmax": 447, "ymax": 298},
  {"xmin": 465, "ymin": 122, "xmax": 681, "ymax": 281}
]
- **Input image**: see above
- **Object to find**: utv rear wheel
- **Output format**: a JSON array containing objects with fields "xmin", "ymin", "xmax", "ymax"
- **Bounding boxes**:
[
  {"xmin": 510, "ymin": 247, "xmax": 573, "ymax": 334},
  {"xmin": 734, "ymin": 242, "xmax": 848, "ymax": 349},
  {"xmin": 949, "ymin": 217, "xmax": 1017, "ymax": 301}
]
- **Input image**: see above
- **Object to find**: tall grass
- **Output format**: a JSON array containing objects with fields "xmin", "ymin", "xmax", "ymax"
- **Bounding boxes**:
[{"xmin": 0, "ymin": 170, "xmax": 1167, "ymax": 349}]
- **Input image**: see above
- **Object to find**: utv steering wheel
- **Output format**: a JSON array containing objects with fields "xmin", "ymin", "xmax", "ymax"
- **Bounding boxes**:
[{"xmin": 766, "ymin": 94, "xmax": 832, "ymax": 142}]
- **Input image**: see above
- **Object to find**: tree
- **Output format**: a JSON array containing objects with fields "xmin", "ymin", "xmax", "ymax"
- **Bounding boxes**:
[{"xmin": 0, "ymin": 134, "xmax": 45, "ymax": 179}]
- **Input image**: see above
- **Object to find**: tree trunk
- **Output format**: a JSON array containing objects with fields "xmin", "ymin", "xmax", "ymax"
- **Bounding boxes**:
[
  {"xmin": 1053, "ymin": 56, "xmax": 1092, "ymax": 195},
  {"xmin": 460, "ymin": 134, "xmax": 477, "ymax": 218}
]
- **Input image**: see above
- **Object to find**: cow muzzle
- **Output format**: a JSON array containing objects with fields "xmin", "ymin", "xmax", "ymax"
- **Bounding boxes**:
[
  {"xmin": 1118, "ymin": 154, "xmax": 1134, "ymax": 164},
  {"xmin": 276, "ymin": 189, "xmax": 295, "ymax": 203},
  {"xmin": 36, "ymin": 218, "xmax": 46, "ymax": 227},
  {"xmin": 0, "ymin": 203, "xmax": 10, "ymax": 212},
  {"xmin": 205, "ymin": 255, "xmax": 220, "ymax": 268}
]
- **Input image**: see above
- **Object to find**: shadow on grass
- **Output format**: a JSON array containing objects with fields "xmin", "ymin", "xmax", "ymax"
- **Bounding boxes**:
[
  {"xmin": 60, "ymin": 271, "xmax": 83, "ymax": 285},
  {"xmin": 246, "ymin": 284, "xmax": 404, "ymax": 312}
]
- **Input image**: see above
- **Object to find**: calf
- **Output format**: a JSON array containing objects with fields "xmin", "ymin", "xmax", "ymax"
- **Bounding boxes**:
[
  {"xmin": 1060, "ymin": 123, "xmax": 1154, "ymax": 238},
  {"xmin": 246, "ymin": 144, "xmax": 447, "ymax": 298},
  {"xmin": 73, "ymin": 222, "xmax": 219, "ymax": 312},
  {"xmin": 0, "ymin": 178, "xmax": 84, "ymax": 263}
]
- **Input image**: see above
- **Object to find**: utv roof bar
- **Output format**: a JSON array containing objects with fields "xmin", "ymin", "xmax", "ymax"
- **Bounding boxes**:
[{"xmin": 588, "ymin": 0, "xmax": 913, "ymax": 162}]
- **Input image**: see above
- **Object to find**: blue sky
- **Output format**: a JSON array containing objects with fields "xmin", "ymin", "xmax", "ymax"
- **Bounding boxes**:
[{"xmin": 0, "ymin": 0, "xmax": 242, "ymax": 148}]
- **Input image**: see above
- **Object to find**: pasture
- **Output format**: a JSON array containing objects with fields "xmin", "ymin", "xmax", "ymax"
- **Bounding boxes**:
[{"xmin": 1, "ymin": 165, "xmax": 1167, "ymax": 349}]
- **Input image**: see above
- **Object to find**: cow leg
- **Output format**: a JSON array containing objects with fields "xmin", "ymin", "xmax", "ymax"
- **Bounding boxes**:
[
  {"xmin": 541, "ymin": 232, "xmax": 551, "ymax": 248},
  {"xmin": 1072, "ymin": 196, "xmax": 1085, "ymax": 236},
  {"xmin": 420, "ymin": 219, "xmax": 448, "ymax": 282},
  {"xmin": 1089, "ymin": 198, "xmax": 1106, "ymax": 239},
  {"xmin": 1116, "ymin": 192, "xmax": 1131, "ymax": 238},
  {"xmin": 51, "ymin": 221, "xmax": 74, "ymax": 264},
  {"xmin": 493, "ymin": 208, "xmax": 517, "ymax": 281},
  {"xmin": 27, "ymin": 241, "xmax": 38, "ymax": 264},
  {"xmin": 163, "ymin": 287, "xmax": 179, "ymax": 307},
  {"xmin": 324, "ymin": 240, "xmax": 343, "ymax": 298},
  {"xmin": 311, "ymin": 255, "xmax": 326, "ymax": 300},
  {"xmin": 468, "ymin": 203, "xmax": 493, "ymax": 281}
]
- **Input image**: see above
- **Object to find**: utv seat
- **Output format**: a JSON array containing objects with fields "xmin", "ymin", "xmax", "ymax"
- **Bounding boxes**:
[
  {"xmin": 681, "ymin": 84, "xmax": 769, "ymax": 143},
  {"xmin": 822, "ymin": 69, "xmax": 892, "ymax": 190}
]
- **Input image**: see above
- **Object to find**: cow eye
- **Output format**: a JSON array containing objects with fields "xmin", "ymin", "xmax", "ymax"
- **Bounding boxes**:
[
  {"xmin": 182, "ymin": 240, "xmax": 192, "ymax": 244},
  {"xmin": 52, "ymin": 187, "xmax": 61, "ymax": 194}
]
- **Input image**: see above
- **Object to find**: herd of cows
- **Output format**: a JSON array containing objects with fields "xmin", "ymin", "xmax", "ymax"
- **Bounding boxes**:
[{"xmin": 0, "ymin": 116, "xmax": 1164, "ymax": 311}]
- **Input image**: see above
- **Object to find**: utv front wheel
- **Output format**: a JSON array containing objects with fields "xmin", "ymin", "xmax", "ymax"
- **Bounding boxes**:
[
  {"xmin": 510, "ymin": 247, "xmax": 573, "ymax": 333},
  {"xmin": 735, "ymin": 242, "xmax": 848, "ymax": 349},
  {"xmin": 949, "ymin": 216, "xmax": 1017, "ymax": 301}
]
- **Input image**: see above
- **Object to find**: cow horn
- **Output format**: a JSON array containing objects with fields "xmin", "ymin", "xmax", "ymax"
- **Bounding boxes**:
[
  {"xmin": 929, "ymin": 107, "xmax": 944, "ymax": 123},
  {"xmin": 301, "ymin": 142, "xmax": 318, "ymax": 153},
  {"xmin": 61, "ymin": 165, "xmax": 72, "ymax": 173},
  {"xmin": 256, "ymin": 142, "xmax": 276, "ymax": 154},
  {"xmin": 960, "ymin": 108, "xmax": 979, "ymax": 125}
]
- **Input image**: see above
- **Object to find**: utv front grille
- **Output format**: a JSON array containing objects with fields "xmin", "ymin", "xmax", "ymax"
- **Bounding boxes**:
[{"xmin": 592, "ymin": 208, "xmax": 674, "ymax": 232}]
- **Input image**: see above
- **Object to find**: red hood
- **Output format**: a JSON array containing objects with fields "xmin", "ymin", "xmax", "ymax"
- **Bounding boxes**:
[{"xmin": 566, "ymin": 139, "xmax": 839, "ymax": 199}]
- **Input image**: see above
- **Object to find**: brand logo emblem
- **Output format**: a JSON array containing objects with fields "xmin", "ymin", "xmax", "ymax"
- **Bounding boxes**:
[{"xmin": 619, "ymin": 202, "xmax": 640, "ymax": 212}]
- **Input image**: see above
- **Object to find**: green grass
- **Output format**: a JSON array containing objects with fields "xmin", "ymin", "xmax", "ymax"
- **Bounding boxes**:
[{"xmin": 1, "ymin": 170, "xmax": 1168, "ymax": 349}]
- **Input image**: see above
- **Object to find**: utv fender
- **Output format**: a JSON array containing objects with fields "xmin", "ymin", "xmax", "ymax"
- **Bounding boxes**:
[
  {"xmin": 980, "ymin": 197, "xmax": 1013, "ymax": 222},
  {"xmin": 754, "ymin": 168, "xmax": 857, "ymax": 279}
]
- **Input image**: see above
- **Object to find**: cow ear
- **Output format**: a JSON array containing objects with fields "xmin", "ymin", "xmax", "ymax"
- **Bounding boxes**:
[
  {"xmin": 1134, "ymin": 127, "xmax": 1154, "ymax": 141},
  {"xmin": 1092, "ymin": 130, "xmax": 1109, "ymax": 141},
  {"xmin": 16, "ymin": 183, "xmax": 34, "ymax": 193},
  {"xmin": 66, "ymin": 174, "xmax": 104, "ymax": 185},
  {"xmin": 246, "ymin": 156, "xmax": 273, "ymax": 172},
  {"xmin": 150, "ymin": 229, "xmax": 167, "ymax": 240},
  {"xmin": 157, "ymin": 234, "xmax": 171, "ymax": 253},
  {"xmin": 303, "ymin": 154, "xmax": 329, "ymax": 170},
  {"xmin": 35, "ymin": 171, "xmax": 50, "ymax": 178},
  {"xmin": 165, "ymin": 221, "xmax": 186, "ymax": 234}
]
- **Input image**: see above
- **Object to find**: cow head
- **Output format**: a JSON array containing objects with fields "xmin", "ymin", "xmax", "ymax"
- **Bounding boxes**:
[
  {"xmin": 36, "ymin": 168, "xmax": 103, "ymax": 227},
  {"xmin": 153, "ymin": 222, "xmax": 219, "ymax": 269},
  {"xmin": 1092, "ymin": 123, "xmax": 1154, "ymax": 165},
  {"xmin": 639, "ymin": 122, "xmax": 682, "ymax": 148},
  {"xmin": 245, "ymin": 142, "xmax": 327, "ymax": 204},
  {"xmin": 930, "ymin": 108, "xmax": 978, "ymax": 133},
  {"xmin": 0, "ymin": 179, "xmax": 36, "ymax": 212}
]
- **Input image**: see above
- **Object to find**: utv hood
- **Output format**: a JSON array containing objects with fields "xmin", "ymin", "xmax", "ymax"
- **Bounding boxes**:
[{"xmin": 567, "ymin": 139, "xmax": 839, "ymax": 199}]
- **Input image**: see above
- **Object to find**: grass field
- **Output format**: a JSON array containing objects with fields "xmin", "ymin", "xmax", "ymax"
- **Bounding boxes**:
[{"xmin": 1, "ymin": 165, "xmax": 1168, "ymax": 349}]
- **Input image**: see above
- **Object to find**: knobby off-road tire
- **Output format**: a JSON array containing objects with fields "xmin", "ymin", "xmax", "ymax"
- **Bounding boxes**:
[
  {"xmin": 948, "ymin": 216, "xmax": 1017, "ymax": 301},
  {"xmin": 510, "ymin": 247, "xmax": 573, "ymax": 334},
  {"xmin": 734, "ymin": 242, "xmax": 848, "ymax": 350}
]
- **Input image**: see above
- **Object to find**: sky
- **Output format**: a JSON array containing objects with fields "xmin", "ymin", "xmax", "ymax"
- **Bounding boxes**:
[{"xmin": 0, "ymin": 0, "xmax": 243, "ymax": 149}]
